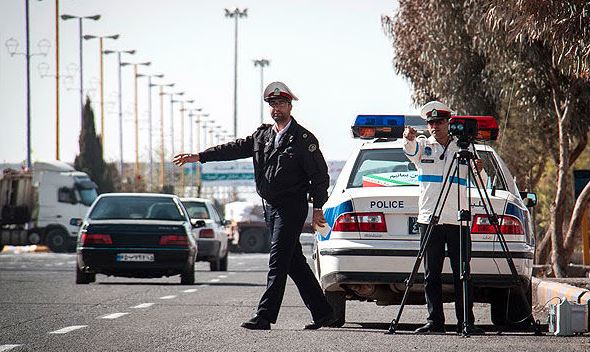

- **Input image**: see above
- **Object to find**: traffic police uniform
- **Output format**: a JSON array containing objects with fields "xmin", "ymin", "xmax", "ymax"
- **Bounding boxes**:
[
  {"xmin": 198, "ymin": 82, "xmax": 333, "ymax": 329},
  {"xmin": 402, "ymin": 101, "xmax": 485, "ymax": 332}
]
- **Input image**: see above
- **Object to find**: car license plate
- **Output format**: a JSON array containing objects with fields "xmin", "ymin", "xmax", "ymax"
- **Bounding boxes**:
[
  {"xmin": 116, "ymin": 253, "xmax": 154, "ymax": 262},
  {"xmin": 408, "ymin": 217, "xmax": 419, "ymax": 234}
]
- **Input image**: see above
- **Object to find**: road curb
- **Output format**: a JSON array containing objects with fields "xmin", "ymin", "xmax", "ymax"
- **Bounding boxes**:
[{"xmin": 533, "ymin": 277, "xmax": 590, "ymax": 306}]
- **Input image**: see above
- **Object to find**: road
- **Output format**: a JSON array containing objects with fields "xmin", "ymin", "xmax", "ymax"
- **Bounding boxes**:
[{"xmin": 1, "ymin": 248, "xmax": 589, "ymax": 352}]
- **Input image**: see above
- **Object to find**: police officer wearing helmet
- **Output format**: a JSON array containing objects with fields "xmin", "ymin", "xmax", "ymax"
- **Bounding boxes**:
[
  {"xmin": 403, "ymin": 101, "xmax": 485, "ymax": 335},
  {"xmin": 173, "ymin": 81, "xmax": 334, "ymax": 330}
]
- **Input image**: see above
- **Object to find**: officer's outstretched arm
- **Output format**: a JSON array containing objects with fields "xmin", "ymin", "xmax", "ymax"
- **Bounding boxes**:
[{"xmin": 198, "ymin": 136, "xmax": 255, "ymax": 163}]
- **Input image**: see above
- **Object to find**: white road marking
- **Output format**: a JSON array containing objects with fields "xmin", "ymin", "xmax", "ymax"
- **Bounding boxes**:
[
  {"xmin": 183, "ymin": 289, "xmax": 197, "ymax": 293},
  {"xmin": 210, "ymin": 279, "xmax": 220, "ymax": 282},
  {"xmin": 237, "ymin": 262, "xmax": 244, "ymax": 265},
  {"xmin": 131, "ymin": 303, "xmax": 154, "ymax": 309},
  {"xmin": 67, "ymin": 261, "xmax": 76, "ymax": 264},
  {"xmin": 218, "ymin": 275, "xmax": 228, "ymax": 278},
  {"xmin": 49, "ymin": 325, "xmax": 87, "ymax": 334},
  {"xmin": 0, "ymin": 345, "xmax": 22, "ymax": 351},
  {"xmin": 100, "ymin": 313, "xmax": 129, "ymax": 319},
  {"xmin": 159, "ymin": 295, "xmax": 176, "ymax": 300},
  {"xmin": 55, "ymin": 262, "xmax": 64, "ymax": 266}
]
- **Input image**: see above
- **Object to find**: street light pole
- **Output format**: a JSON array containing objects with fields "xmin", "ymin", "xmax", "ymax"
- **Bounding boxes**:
[
  {"xmin": 55, "ymin": 0, "xmax": 60, "ymax": 160},
  {"xmin": 121, "ymin": 61, "xmax": 151, "ymax": 182},
  {"xmin": 178, "ymin": 99, "xmax": 194, "ymax": 195},
  {"xmin": 5, "ymin": 3, "xmax": 50, "ymax": 168},
  {"xmin": 103, "ymin": 49, "xmax": 136, "ymax": 177},
  {"xmin": 225, "ymin": 7, "xmax": 247, "ymax": 138},
  {"xmin": 153, "ymin": 83, "xmax": 174, "ymax": 190},
  {"xmin": 61, "ymin": 14, "xmax": 100, "ymax": 124},
  {"xmin": 139, "ymin": 74, "xmax": 164, "ymax": 191},
  {"xmin": 82, "ymin": 34, "xmax": 119, "ymax": 154},
  {"xmin": 253, "ymin": 59, "xmax": 270, "ymax": 124}
]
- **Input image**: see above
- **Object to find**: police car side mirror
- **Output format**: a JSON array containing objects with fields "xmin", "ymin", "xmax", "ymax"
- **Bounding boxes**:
[{"xmin": 520, "ymin": 192, "xmax": 537, "ymax": 207}]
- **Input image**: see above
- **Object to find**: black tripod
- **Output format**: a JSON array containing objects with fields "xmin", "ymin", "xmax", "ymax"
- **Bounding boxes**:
[{"xmin": 386, "ymin": 137, "xmax": 540, "ymax": 337}]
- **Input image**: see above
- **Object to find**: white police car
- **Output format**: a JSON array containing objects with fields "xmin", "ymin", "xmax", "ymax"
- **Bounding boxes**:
[{"xmin": 314, "ymin": 115, "xmax": 537, "ymax": 328}]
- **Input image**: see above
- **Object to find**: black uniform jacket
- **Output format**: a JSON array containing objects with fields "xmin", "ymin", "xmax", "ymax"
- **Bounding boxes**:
[{"xmin": 198, "ymin": 118, "xmax": 329, "ymax": 209}]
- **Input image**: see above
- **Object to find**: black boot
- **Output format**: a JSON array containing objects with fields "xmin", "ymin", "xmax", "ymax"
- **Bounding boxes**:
[{"xmin": 240, "ymin": 315, "xmax": 271, "ymax": 330}]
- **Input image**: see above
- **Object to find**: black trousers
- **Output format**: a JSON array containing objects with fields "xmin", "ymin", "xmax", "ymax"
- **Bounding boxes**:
[
  {"xmin": 419, "ymin": 223, "xmax": 475, "ymax": 326},
  {"xmin": 256, "ymin": 196, "xmax": 332, "ymax": 324}
]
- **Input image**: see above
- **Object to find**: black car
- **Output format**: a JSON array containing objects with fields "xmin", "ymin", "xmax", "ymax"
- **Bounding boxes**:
[{"xmin": 74, "ymin": 193, "xmax": 199, "ymax": 285}]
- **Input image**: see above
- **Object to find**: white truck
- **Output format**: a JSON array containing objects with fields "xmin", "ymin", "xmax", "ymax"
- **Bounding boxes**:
[{"xmin": 0, "ymin": 161, "xmax": 98, "ymax": 253}]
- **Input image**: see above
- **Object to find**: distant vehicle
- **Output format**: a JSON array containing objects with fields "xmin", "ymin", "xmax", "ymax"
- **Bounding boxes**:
[
  {"xmin": 181, "ymin": 198, "xmax": 229, "ymax": 271},
  {"xmin": 0, "ymin": 161, "xmax": 98, "ymax": 253},
  {"xmin": 74, "ymin": 193, "xmax": 198, "ymax": 285},
  {"xmin": 314, "ymin": 115, "xmax": 537, "ymax": 328},
  {"xmin": 224, "ymin": 201, "xmax": 314, "ymax": 253}
]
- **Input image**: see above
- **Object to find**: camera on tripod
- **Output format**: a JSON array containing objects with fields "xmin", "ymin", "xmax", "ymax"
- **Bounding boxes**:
[{"xmin": 448, "ymin": 116, "xmax": 500, "ymax": 147}]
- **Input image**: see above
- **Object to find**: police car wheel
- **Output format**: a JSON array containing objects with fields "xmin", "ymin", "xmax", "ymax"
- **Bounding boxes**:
[
  {"xmin": 490, "ymin": 283, "xmax": 532, "ymax": 329},
  {"xmin": 325, "ymin": 291, "xmax": 346, "ymax": 327}
]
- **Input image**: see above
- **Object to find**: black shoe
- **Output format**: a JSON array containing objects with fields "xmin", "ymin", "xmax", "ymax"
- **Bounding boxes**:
[
  {"xmin": 457, "ymin": 324, "xmax": 485, "ymax": 335},
  {"xmin": 240, "ymin": 316, "xmax": 271, "ymax": 330},
  {"xmin": 304, "ymin": 313, "xmax": 335, "ymax": 330},
  {"xmin": 414, "ymin": 322, "xmax": 446, "ymax": 334}
]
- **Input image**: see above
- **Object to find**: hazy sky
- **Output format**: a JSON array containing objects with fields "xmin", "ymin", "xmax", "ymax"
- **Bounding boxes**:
[{"xmin": 0, "ymin": 0, "xmax": 417, "ymax": 164}]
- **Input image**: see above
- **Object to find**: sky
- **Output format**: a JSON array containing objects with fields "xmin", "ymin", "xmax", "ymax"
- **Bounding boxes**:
[{"xmin": 0, "ymin": 0, "xmax": 417, "ymax": 165}]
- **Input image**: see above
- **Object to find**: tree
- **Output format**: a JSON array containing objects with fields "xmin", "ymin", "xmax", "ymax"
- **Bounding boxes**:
[
  {"xmin": 382, "ymin": 0, "xmax": 590, "ymax": 276},
  {"xmin": 74, "ymin": 97, "xmax": 118, "ymax": 193}
]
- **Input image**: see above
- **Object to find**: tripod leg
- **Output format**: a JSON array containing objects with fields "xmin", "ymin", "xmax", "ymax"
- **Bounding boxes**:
[
  {"xmin": 386, "ymin": 156, "xmax": 459, "ymax": 334},
  {"xmin": 468, "ymin": 155, "xmax": 540, "ymax": 333}
]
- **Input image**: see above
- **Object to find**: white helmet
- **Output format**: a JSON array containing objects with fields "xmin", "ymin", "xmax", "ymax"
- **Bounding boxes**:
[
  {"xmin": 420, "ymin": 101, "xmax": 452, "ymax": 121},
  {"xmin": 263, "ymin": 81, "xmax": 299, "ymax": 102}
]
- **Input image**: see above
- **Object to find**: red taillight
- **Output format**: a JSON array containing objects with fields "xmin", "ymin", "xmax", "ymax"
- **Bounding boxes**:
[
  {"xmin": 159, "ymin": 234, "xmax": 189, "ymax": 246},
  {"xmin": 199, "ymin": 229, "xmax": 215, "ymax": 238},
  {"xmin": 471, "ymin": 214, "xmax": 524, "ymax": 235},
  {"xmin": 332, "ymin": 212, "xmax": 387, "ymax": 232},
  {"xmin": 81, "ymin": 233, "xmax": 112, "ymax": 245}
]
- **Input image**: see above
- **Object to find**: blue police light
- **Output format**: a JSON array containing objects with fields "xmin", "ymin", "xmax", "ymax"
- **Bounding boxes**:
[{"xmin": 351, "ymin": 115, "xmax": 406, "ymax": 139}]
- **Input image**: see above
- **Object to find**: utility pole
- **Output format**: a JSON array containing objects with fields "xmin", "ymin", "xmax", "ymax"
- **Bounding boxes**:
[{"xmin": 224, "ymin": 7, "xmax": 248, "ymax": 138}]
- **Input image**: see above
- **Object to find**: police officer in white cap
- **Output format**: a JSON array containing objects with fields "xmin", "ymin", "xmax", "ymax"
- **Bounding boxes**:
[
  {"xmin": 403, "ymin": 101, "xmax": 485, "ymax": 335},
  {"xmin": 173, "ymin": 81, "xmax": 334, "ymax": 330}
]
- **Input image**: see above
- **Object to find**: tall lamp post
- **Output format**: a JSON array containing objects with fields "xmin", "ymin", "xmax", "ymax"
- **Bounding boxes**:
[
  {"xmin": 178, "ymin": 99, "xmax": 195, "ymax": 194},
  {"xmin": 82, "ymin": 34, "xmax": 119, "ymax": 151},
  {"xmin": 60, "ymin": 13, "xmax": 101, "ymax": 124},
  {"xmin": 253, "ymin": 59, "xmax": 270, "ymax": 124},
  {"xmin": 138, "ymin": 73, "xmax": 164, "ymax": 191},
  {"xmin": 121, "ymin": 61, "xmax": 151, "ymax": 182},
  {"xmin": 153, "ymin": 83, "xmax": 175, "ymax": 190},
  {"xmin": 5, "ymin": 28, "xmax": 50, "ymax": 168},
  {"xmin": 103, "ymin": 49, "xmax": 135, "ymax": 176},
  {"xmin": 224, "ymin": 7, "xmax": 247, "ymax": 138}
]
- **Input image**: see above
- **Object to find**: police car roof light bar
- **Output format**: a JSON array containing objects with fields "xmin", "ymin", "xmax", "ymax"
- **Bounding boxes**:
[
  {"xmin": 352, "ymin": 115, "xmax": 406, "ymax": 139},
  {"xmin": 451, "ymin": 115, "xmax": 499, "ymax": 141}
]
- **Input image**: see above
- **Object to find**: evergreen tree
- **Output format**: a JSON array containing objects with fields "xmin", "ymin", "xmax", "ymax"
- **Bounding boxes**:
[{"xmin": 74, "ymin": 97, "xmax": 118, "ymax": 193}]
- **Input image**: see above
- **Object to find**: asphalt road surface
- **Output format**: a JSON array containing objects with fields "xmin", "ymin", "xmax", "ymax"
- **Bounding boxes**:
[{"xmin": 1, "ymin": 248, "xmax": 589, "ymax": 352}]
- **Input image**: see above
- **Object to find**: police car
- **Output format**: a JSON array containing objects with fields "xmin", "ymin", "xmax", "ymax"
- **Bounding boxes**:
[{"xmin": 313, "ymin": 115, "xmax": 537, "ymax": 328}]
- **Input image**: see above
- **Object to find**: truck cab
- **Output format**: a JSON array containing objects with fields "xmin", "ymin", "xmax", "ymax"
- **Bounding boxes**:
[{"xmin": 0, "ymin": 161, "xmax": 98, "ymax": 252}]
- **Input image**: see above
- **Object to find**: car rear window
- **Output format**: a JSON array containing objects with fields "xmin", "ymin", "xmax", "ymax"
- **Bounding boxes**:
[
  {"xmin": 89, "ymin": 197, "xmax": 185, "ymax": 221},
  {"xmin": 182, "ymin": 201, "xmax": 211, "ymax": 219},
  {"xmin": 348, "ymin": 148, "xmax": 418, "ymax": 188},
  {"xmin": 347, "ymin": 148, "xmax": 508, "ymax": 191}
]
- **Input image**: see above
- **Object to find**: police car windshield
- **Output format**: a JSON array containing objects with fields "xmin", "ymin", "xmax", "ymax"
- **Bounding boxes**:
[{"xmin": 348, "ymin": 148, "xmax": 418, "ymax": 188}]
